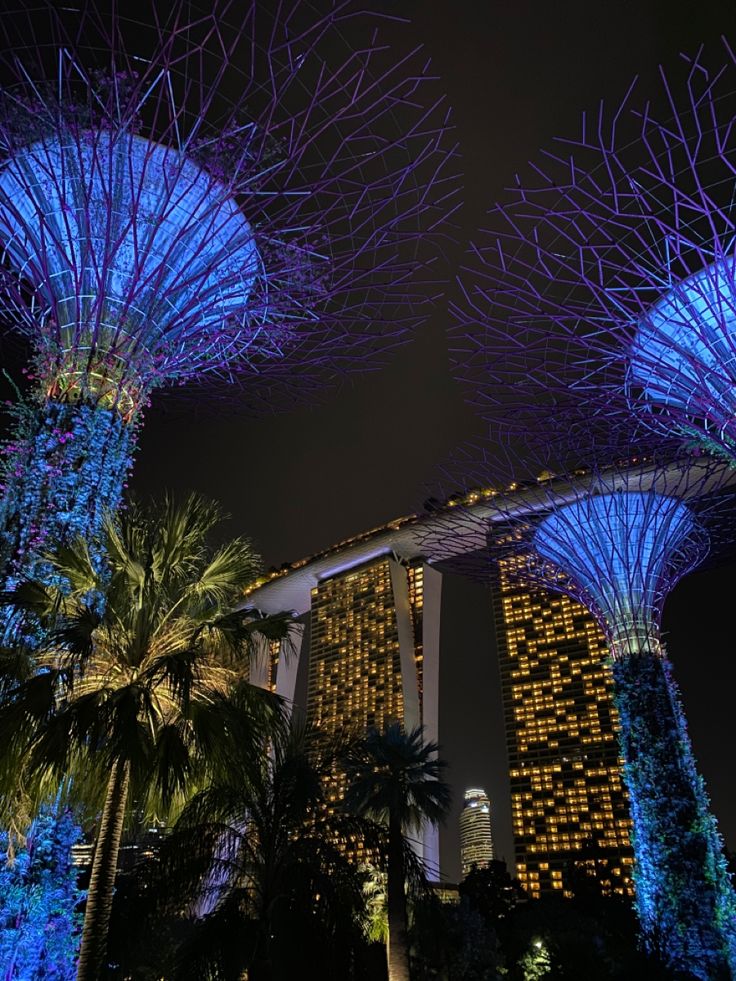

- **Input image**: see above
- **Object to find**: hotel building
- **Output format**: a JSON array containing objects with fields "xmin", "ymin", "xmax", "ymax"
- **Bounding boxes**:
[
  {"xmin": 493, "ymin": 554, "xmax": 633, "ymax": 897},
  {"xmin": 305, "ymin": 555, "xmax": 436, "ymax": 864},
  {"xmin": 242, "ymin": 463, "xmax": 708, "ymax": 886},
  {"xmin": 243, "ymin": 518, "xmax": 442, "ymax": 874}
]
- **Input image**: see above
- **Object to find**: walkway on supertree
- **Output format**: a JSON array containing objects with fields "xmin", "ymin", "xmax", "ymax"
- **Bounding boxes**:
[
  {"xmin": 418, "ymin": 440, "xmax": 736, "ymax": 979},
  {"xmin": 0, "ymin": 0, "xmax": 460, "ymax": 599},
  {"xmin": 450, "ymin": 39, "xmax": 736, "ymax": 466}
]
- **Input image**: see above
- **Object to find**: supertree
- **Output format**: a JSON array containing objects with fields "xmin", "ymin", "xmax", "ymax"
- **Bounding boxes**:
[
  {"xmin": 0, "ymin": 0, "xmax": 459, "ymax": 598},
  {"xmin": 450, "ymin": 39, "xmax": 736, "ymax": 459},
  {"xmin": 0, "ymin": 4, "xmax": 458, "ymax": 975},
  {"xmin": 419, "ymin": 446, "xmax": 736, "ymax": 979}
]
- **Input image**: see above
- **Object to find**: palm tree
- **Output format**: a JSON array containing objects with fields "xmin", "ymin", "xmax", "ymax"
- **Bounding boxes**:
[
  {"xmin": 0, "ymin": 494, "xmax": 291, "ymax": 981},
  {"xmin": 343, "ymin": 722, "xmax": 451, "ymax": 981},
  {"xmin": 144, "ymin": 726, "xmax": 376, "ymax": 981}
]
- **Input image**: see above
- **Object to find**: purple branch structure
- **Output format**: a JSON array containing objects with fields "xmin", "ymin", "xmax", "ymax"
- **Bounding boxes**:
[
  {"xmin": 452, "ymin": 40, "xmax": 736, "ymax": 457},
  {"xmin": 0, "ymin": 5, "xmax": 458, "ymax": 970},
  {"xmin": 0, "ymin": 0, "xmax": 459, "ymax": 589},
  {"xmin": 419, "ymin": 448, "xmax": 736, "ymax": 978}
]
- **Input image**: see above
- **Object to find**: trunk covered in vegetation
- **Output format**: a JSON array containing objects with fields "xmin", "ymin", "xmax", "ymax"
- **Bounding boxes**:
[
  {"xmin": 386, "ymin": 813, "xmax": 410, "ymax": 981},
  {"xmin": 76, "ymin": 760, "xmax": 131, "ymax": 981},
  {"xmin": 612, "ymin": 652, "xmax": 736, "ymax": 979}
]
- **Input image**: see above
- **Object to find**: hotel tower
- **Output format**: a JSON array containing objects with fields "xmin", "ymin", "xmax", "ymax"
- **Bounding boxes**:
[
  {"xmin": 243, "ymin": 519, "xmax": 442, "ymax": 875},
  {"xmin": 240, "ymin": 471, "xmax": 674, "ymax": 888},
  {"xmin": 493, "ymin": 554, "xmax": 633, "ymax": 897}
]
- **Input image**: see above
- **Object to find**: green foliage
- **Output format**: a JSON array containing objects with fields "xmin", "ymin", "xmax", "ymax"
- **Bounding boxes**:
[
  {"xmin": 460, "ymin": 860, "xmax": 522, "ymax": 929},
  {"xmin": 112, "ymin": 726, "xmax": 378, "ymax": 980},
  {"xmin": 505, "ymin": 893, "xmax": 659, "ymax": 981},
  {"xmin": 342, "ymin": 722, "xmax": 451, "ymax": 833},
  {"xmin": 344, "ymin": 722, "xmax": 451, "ymax": 981},
  {"xmin": 0, "ymin": 493, "xmax": 291, "ymax": 821},
  {"xmin": 518, "ymin": 938, "xmax": 552, "ymax": 981},
  {"xmin": 410, "ymin": 893, "xmax": 503, "ymax": 981},
  {"xmin": 0, "ymin": 493, "xmax": 294, "ymax": 977}
]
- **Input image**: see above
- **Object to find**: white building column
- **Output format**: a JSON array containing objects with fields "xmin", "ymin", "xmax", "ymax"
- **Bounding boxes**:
[
  {"xmin": 275, "ymin": 622, "xmax": 306, "ymax": 716},
  {"xmin": 389, "ymin": 557, "xmax": 421, "ymax": 732},
  {"xmin": 421, "ymin": 563, "xmax": 442, "ymax": 880}
]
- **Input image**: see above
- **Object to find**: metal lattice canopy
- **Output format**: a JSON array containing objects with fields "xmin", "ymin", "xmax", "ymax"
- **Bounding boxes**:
[
  {"xmin": 452, "ymin": 39, "xmax": 736, "ymax": 459},
  {"xmin": 0, "ymin": 0, "xmax": 460, "ymax": 419},
  {"xmin": 416, "ymin": 438, "xmax": 736, "ymax": 978},
  {"xmin": 418, "ymin": 441, "xmax": 734, "ymax": 656}
]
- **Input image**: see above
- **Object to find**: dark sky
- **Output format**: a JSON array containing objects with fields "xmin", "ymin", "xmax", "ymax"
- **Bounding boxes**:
[
  {"xmin": 4, "ymin": 0, "xmax": 735, "ymax": 883},
  {"xmin": 127, "ymin": 2, "xmax": 736, "ymax": 881}
]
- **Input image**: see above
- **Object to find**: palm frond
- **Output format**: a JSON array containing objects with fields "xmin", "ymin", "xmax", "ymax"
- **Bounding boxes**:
[{"xmin": 43, "ymin": 537, "xmax": 100, "ymax": 596}]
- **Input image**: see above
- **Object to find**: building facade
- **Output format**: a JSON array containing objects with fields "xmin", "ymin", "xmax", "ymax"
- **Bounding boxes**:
[
  {"xmin": 245, "ymin": 536, "xmax": 442, "ymax": 876},
  {"xmin": 241, "ymin": 472, "xmax": 686, "ymax": 887},
  {"xmin": 493, "ymin": 554, "xmax": 634, "ymax": 898},
  {"xmin": 305, "ymin": 555, "xmax": 440, "ymax": 871},
  {"xmin": 460, "ymin": 788, "xmax": 495, "ymax": 878}
]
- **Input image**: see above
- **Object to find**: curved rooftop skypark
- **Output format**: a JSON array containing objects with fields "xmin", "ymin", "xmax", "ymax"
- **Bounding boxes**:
[{"xmin": 242, "ymin": 457, "xmax": 732, "ymax": 894}]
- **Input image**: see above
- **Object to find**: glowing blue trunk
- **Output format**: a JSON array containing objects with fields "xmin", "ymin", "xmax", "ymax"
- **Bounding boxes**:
[
  {"xmin": 0, "ymin": 399, "xmax": 133, "ymax": 976},
  {"xmin": 0, "ymin": 802, "xmax": 83, "ymax": 980},
  {"xmin": 533, "ymin": 491, "xmax": 736, "ymax": 976},
  {"xmin": 612, "ymin": 653, "xmax": 736, "ymax": 978},
  {"xmin": 0, "ymin": 399, "xmax": 134, "ymax": 598}
]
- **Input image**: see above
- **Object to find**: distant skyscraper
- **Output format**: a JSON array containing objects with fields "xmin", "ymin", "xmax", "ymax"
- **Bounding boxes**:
[
  {"xmin": 460, "ymin": 788, "xmax": 495, "ymax": 878},
  {"xmin": 493, "ymin": 555, "xmax": 633, "ymax": 898}
]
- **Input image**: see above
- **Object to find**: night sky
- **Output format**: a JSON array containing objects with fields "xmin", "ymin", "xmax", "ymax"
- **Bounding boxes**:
[{"xmin": 4, "ymin": 0, "xmax": 736, "ymax": 883}]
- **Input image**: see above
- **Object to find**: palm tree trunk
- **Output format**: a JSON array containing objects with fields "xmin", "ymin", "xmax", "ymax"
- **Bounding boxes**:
[
  {"xmin": 76, "ymin": 760, "xmax": 130, "ymax": 981},
  {"xmin": 386, "ymin": 813, "xmax": 410, "ymax": 981}
]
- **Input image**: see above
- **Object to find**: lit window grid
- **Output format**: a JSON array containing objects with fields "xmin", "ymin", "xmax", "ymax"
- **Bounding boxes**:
[
  {"xmin": 306, "ymin": 556, "xmax": 425, "ymax": 860},
  {"xmin": 495, "ymin": 555, "xmax": 634, "ymax": 898},
  {"xmin": 408, "ymin": 564, "xmax": 424, "ymax": 716}
]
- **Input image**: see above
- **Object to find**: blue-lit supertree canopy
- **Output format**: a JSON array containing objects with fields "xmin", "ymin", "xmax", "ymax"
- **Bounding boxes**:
[
  {"xmin": 0, "ymin": 0, "xmax": 459, "ymax": 589},
  {"xmin": 532, "ymin": 491, "xmax": 703, "ymax": 659},
  {"xmin": 628, "ymin": 258, "xmax": 736, "ymax": 454},
  {"xmin": 0, "ymin": 5, "xmax": 459, "ymax": 975},
  {"xmin": 449, "ymin": 39, "xmax": 736, "ymax": 460},
  {"xmin": 419, "ymin": 448, "xmax": 736, "ymax": 979}
]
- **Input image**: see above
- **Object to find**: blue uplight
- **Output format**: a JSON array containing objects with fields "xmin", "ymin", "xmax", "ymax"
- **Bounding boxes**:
[
  {"xmin": 533, "ymin": 491, "xmax": 702, "ymax": 655},
  {"xmin": 628, "ymin": 259, "xmax": 736, "ymax": 452},
  {"xmin": 0, "ymin": 129, "xmax": 263, "ymax": 389}
]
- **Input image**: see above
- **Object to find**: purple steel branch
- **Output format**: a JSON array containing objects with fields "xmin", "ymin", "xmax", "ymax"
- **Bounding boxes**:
[
  {"xmin": 452, "ymin": 39, "xmax": 736, "ymax": 456},
  {"xmin": 0, "ymin": 0, "xmax": 460, "ymax": 415}
]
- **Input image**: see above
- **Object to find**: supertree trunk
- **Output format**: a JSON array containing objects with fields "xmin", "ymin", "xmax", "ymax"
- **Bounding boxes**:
[
  {"xmin": 612, "ymin": 651, "xmax": 736, "ymax": 979},
  {"xmin": 0, "ymin": 399, "xmax": 135, "ymax": 595},
  {"xmin": 75, "ymin": 760, "xmax": 130, "ymax": 981},
  {"xmin": 418, "ymin": 452, "xmax": 736, "ymax": 977}
]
